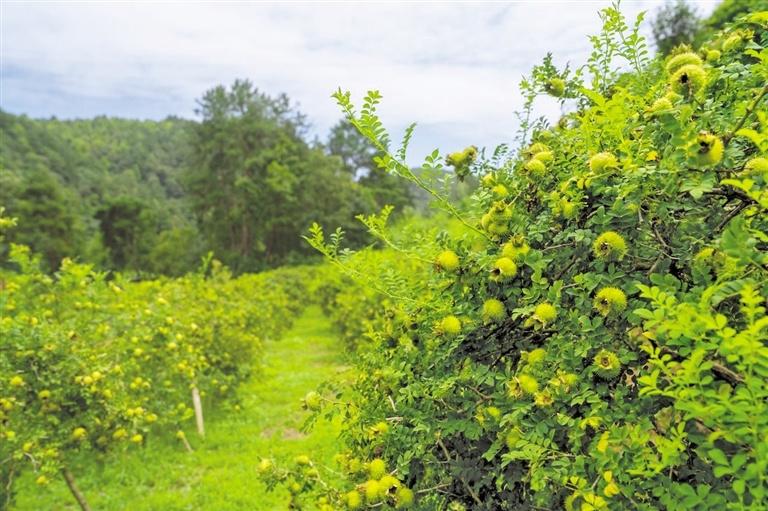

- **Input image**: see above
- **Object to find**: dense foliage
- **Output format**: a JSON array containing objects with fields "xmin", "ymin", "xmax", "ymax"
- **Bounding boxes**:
[{"xmin": 267, "ymin": 6, "xmax": 768, "ymax": 510}]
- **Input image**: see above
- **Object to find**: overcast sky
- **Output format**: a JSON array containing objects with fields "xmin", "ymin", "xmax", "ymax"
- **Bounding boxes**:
[{"xmin": 1, "ymin": 1, "xmax": 716, "ymax": 161}]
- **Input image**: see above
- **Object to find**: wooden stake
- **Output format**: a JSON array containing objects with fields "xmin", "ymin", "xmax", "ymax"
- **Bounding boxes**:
[
  {"xmin": 61, "ymin": 467, "xmax": 91, "ymax": 511},
  {"xmin": 192, "ymin": 387, "xmax": 205, "ymax": 437}
]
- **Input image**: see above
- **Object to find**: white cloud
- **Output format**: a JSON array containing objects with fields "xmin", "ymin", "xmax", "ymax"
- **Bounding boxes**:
[{"xmin": 1, "ymin": 1, "xmax": 717, "ymax": 162}]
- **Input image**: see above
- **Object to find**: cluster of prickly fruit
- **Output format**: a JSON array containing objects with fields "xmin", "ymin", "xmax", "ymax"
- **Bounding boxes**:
[
  {"xmin": 446, "ymin": 145, "xmax": 478, "ymax": 181},
  {"xmin": 336, "ymin": 456, "xmax": 415, "ymax": 509},
  {"xmin": 481, "ymin": 200, "xmax": 515, "ymax": 237}
]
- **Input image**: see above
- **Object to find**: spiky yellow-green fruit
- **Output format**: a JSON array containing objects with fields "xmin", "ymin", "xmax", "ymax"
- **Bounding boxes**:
[
  {"xmin": 364, "ymin": 479, "xmax": 383, "ymax": 502},
  {"xmin": 527, "ymin": 142, "xmax": 550, "ymax": 155},
  {"xmin": 130, "ymin": 434, "xmax": 143, "ymax": 444},
  {"xmin": 303, "ymin": 391, "xmax": 322, "ymax": 411},
  {"xmin": 546, "ymin": 78, "xmax": 566, "ymax": 97},
  {"xmin": 517, "ymin": 374, "xmax": 539, "ymax": 394},
  {"xmin": 722, "ymin": 33, "xmax": 744, "ymax": 52},
  {"xmin": 9, "ymin": 376, "xmax": 24, "ymax": 387},
  {"xmin": 446, "ymin": 146, "xmax": 478, "ymax": 168},
  {"xmin": 490, "ymin": 257, "xmax": 517, "ymax": 282},
  {"xmin": 524, "ymin": 158, "xmax": 546, "ymax": 176},
  {"xmin": 345, "ymin": 490, "xmax": 362, "ymax": 510},
  {"xmin": 592, "ymin": 231, "xmax": 627, "ymax": 260},
  {"xmin": 439, "ymin": 315, "xmax": 462, "ymax": 336},
  {"xmin": 534, "ymin": 390, "xmax": 554, "ymax": 407},
  {"xmin": 482, "ymin": 298, "xmax": 506, "ymax": 323},
  {"xmin": 706, "ymin": 49, "xmax": 721, "ymax": 62},
  {"xmin": 38, "ymin": 389, "xmax": 51, "ymax": 400},
  {"xmin": 589, "ymin": 152, "xmax": 618, "ymax": 173},
  {"xmin": 481, "ymin": 173, "xmax": 496, "ymax": 188},
  {"xmin": 295, "ymin": 455, "xmax": 311, "ymax": 466},
  {"xmin": 368, "ymin": 458, "xmax": 387, "ymax": 479},
  {"xmin": 670, "ymin": 64, "xmax": 706, "ymax": 96},
  {"xmin": 533, "ymin": 303, "xmax": 558, "ymax": 324},
  {"xmin": 525, "ymin": 348, "xmax": 547, "ymax": 365},
  {"xmin": 648, "ymin": 97, "xmax": 673, "ymax": 116},
  {"xmin": 370, "ymin": 421, "xmax": 389, "ymax": 435},
  {"xmin": 594, "ymin": 287, "xmax": 627, "ymax": 317},
  {"xmin": 486, "ymin": 221, "xmax": 509, "ymax": 237},
  {"xmin": 665, "ymin": 52, "xmax": 702, "ymax": 74},
  {"xmin": 502, "ymin": 235, "xmax": 530, "ymax": 260},
  {"xmin": 744, "ymin": 157, "xmax": 768, "ymax": 176},
  {"xmin": 435, "ymin": 250, "xmax": 460, "ymax": 272},
  {"xmin": 559, "ymin": 199, "xmax": 579, "ymax": 219},
  {"xmin": 492, "ymin": 184, "xmax": 509, "ymax": 198},
  {"xmin": 112, "ymin": 428, "xmax": 128, "ymax": 440},
  {"xmin": 489, "ymin": 201, "xmax": 514, "ymax": 222},
  {"xmin": 593, "ymin": 349, "xmax": 621, "ymax": 379},
  {"xmin": 505, "ymin": 428, "xmax": 522, "ymax": 449},
  {"xmin": 532, "ymin": 150, "xmax": 554, "ymax": 163},
  {"xmin": 36, "ymin": 475, "xmax": 49, "ymax": 486},
  {"xmin": 72, "ymin": 427, "xmax": 87, "ymax": 441},
  {"xmin": 380, "ymin": 474, "xmax": 400, "ymax": 492},
  {"xmin": 396, "ymin": 487, "xmax": 415, "ymax": 508},
  {"xmin": 694, "ymin": 132, "xmax": 724, "ymax": 167},
  {"xmin": 257, "ymin": 458, "xmax": 273, "ymax": 473}
]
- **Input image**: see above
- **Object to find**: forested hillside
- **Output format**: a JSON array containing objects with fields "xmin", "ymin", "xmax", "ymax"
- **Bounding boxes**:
[{"xmin": 0, "ymin": 81, "xmax": 413, "ymax": 274}]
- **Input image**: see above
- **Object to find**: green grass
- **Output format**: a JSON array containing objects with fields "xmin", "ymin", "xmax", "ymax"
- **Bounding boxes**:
[{"xmin": 12, "ymin": 306, "xmax": 346, "ymax": 510}]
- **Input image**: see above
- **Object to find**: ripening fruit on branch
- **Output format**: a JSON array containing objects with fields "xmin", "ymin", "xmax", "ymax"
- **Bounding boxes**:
[
  {"xmin": 670, "ymin": 64, "xmax": 706, "ymax": 96},
  {"xmin": 303, "ymin": 391, "xmax": 322, "ymax": 411},
  {"xmin": 524, "ymin": 158, "xmax": 546, "ymax": 176},
  {"xmin": 502, "ymin": 236, "xmax": 530, "ymax": 260},
  {"xmin": 482, "ymin": 299, "xmax": 506, "ymax": 323},
  {"xmin": 508, "ymin": 374, "xmax": 539, "ymax": 399},
  {"xmin": 743, "ymin": 157, "xmax": 768, "ymax": 176},
  {"xmin": 706, "ymin": 49, "xmax": 721, "ymax": 62},
  {"xmin": 364, "ymin": 479, "xmax": 383, "ymax": 502},
  {"xmin": 345, "ymin": 490, "xmax": 362, "ymax": 509},
  {"xmin": 395, "ymin": 486, "xmax": 415, "ymax": 508},
  {"xmin": 10, "ymin": 376, "xmax": 24, "ymax": 387},
  {"xmin": 647, "ymin": 97, "xmax": 673, "ymax": 117},
  {"xmin": 435, "ymin": 250, "xmax": 460, "ymax": 273},
  {"xmin": 545, "ymin": 78, "xmax": 566, "ymax": 97},
  {"xmin": 526, "ymin": 302, "xmax": 557, "ymax": 327},
  {"xmin": 72, "ymin": 427, "xmax": 87, "ymax": 441},
  {"xmin": 592, "ymin": 231, "xmax": 628, "ymax": 261},
  {"xmin": 257, "ymin": 458, "xmax": 273, "ymax": 474},
  {"xmin": 491, "ymin": 184, "xmax": 509, "ymax": 198},
  {"xmin": 693, "ymin": 132, "xmax": 724, "ymax": 167},
  {"xmin": 130, "ymin": 434, "xmax": 143, "ymax": 444},
  {"xmin": 665, "ymin": 51, "xmax": 702, "ymax": 74},
  {"xmin": 592, "ymin": 349, "xmax": 621, "ymax": 379},
  {"xmin": 588, "ymin": 152, "xmax": 618, "ymax": 173},
  {"xmin": 295, "ymin": 455, "xmax": 311, "ymax": 466},
  {"xmin": 490, "ymin": 257, "xmax": 517, "ymax": 282},
  {"xmin": 438, "ymin": 315, "xmax": 462, "ymax": 337},
  {"xmin": 532, "ymin": 150, "xmax": 554, "ymax": 164},
  {"xmin": 368, "ymin": 458, "xmax": 386, "ymax": 479},
  {"xmin": 593, "ymin": 287, "xmax": 627, "ymax": 317},
  {"xmin": 446, "ymin": 146, "xmax": 478, "ymax": 181}
]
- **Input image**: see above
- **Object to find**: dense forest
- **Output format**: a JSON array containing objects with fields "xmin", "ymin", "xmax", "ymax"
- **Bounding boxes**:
[{"xmin": 0, "ymin": 81, "xmax": 413, "ymax": 274}]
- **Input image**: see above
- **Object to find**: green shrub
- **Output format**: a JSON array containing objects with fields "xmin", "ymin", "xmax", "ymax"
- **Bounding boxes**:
[{"xmin": 269, "ymin": 6, "xmax": 768, "ymax": 510}]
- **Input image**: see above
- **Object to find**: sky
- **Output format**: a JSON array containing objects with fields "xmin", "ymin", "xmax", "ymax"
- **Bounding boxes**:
[{"xmin": 1, "ymin": 1, "xmax": 717, "ymax": 162}]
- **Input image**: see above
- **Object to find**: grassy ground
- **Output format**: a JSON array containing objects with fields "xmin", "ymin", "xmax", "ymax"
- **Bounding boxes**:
[{"xmin": 12, "ymin": 306, "xmax": 346, "ymax": 510}]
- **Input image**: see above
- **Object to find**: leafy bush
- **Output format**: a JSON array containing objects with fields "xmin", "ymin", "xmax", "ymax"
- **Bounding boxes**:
[{"xmin": 267, "ymin": 6, "xmax": 768, "ymax": 510}]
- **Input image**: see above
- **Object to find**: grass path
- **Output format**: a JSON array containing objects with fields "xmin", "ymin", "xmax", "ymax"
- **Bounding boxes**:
[{"xmin": 13, "ymin": 306, "xmax": 345, "ymax": 510}]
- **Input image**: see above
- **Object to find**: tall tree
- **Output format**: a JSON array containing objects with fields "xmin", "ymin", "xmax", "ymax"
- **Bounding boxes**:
[
  {"xmin": 96, "ymin": 196, "xmax": 154, "ymax": 271},
  {"xmin": 186, "ymin": 80, "xmax": 363, "ymax": 272},
  {"xmin": 651, "ymin": 0, "xmax": 701, "ymax": 55}
]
